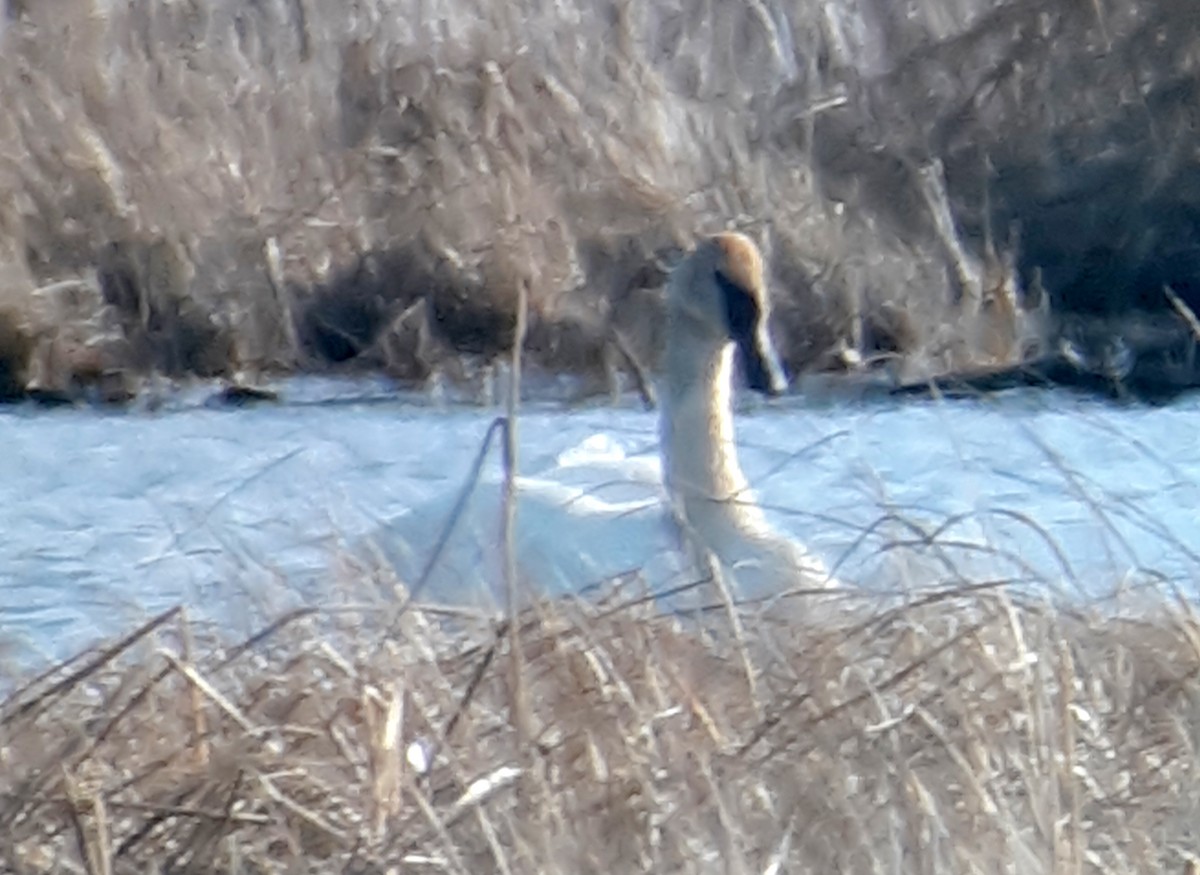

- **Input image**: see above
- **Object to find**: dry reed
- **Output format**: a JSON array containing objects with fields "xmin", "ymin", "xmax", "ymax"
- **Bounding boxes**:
[
  {"xmin": 3, "ymin": 0, "xmax": 1197, "ymax": 401},
  {"xmin": 3, "ymin": 587, "xmax": 1199, "ymax": 873}
]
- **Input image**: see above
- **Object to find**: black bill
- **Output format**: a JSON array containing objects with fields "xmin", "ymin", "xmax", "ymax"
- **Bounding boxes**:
[{"xmin": 716, "ymin": 270, "xmax": 788, "ymax": 396}]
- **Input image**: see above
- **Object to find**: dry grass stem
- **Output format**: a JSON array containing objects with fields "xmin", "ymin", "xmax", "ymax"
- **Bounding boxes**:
[
  {"xmin": 177, "ymin": 609, "xmax": 210, "ymax": 767},
  {"xmin": 503, "ymin": 276, "xmax": 532, "ymax": 752}
]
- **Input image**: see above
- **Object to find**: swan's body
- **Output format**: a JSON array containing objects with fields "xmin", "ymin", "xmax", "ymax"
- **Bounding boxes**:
[{"xmin": 367, "ymin": 232, "xmax": 833, "ymax": 605}]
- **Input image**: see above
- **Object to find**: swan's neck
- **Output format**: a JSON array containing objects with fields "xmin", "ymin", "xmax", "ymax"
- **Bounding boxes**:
[{"xmin": 660, "ymin": 334, "xmax": 753, "ymax": 521}]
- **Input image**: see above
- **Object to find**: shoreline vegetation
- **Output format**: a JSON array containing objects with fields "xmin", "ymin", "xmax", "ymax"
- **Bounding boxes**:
[
  {"xmin": 3, "ymin": 0, "xmax": 1200, "ymax": 406},
  {"xmin": 4, "ymin": 590, "xmax": 1200, "ymax": 872}
]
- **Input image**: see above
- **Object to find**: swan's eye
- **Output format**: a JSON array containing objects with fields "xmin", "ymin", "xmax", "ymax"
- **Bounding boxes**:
[{"xmin": 715, "ymin": 271, "xmax": 761, "ymax": 341}]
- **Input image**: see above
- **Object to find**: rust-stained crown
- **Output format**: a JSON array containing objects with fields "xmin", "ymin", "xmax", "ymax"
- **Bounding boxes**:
[{"xmin": 710, "ymin": 232, "xmax": 765, "ymax": 301}]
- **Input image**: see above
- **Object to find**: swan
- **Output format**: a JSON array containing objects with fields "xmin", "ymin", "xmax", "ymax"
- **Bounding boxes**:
[
  {"xmin": 656, "ymin": 232, "xmax": 832, "ymax": 596},
  {"xmin": 362, "ymin": 231, "xmax": 833, "ymax": 606}
]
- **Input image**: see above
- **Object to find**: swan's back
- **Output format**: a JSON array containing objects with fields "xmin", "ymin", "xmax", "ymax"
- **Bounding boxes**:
[{"xmin": 363, "ymin": 439, "xmax": 689, "ymax": 607}]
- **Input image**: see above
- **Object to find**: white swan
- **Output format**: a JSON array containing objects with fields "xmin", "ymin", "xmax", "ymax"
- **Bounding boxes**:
[
  {"xmin": 364, "ymin": 231, "xmax": 833, "ymax": 606},
  {"xmin": 657, "ymin": 232, "xmax": 832, "ymax": 596}
]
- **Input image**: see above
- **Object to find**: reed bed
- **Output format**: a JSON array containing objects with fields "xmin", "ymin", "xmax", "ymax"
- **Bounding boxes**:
[
  {"xmin": 3, "ymin": 585, "xmax": 1199, "ymax": 873},
  {"xmin": 3, "ymin": 0, "xmax": 1198, "ymax": 401}
]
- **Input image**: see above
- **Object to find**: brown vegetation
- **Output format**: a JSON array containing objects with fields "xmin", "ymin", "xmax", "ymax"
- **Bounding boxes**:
[
  {"xmin": 3, "ymin": 589, "xmax": 1199, "ymax": 872},
  {"xmin": 2, "ymin": 0, "xmax": 1198, "ymax": 402}
]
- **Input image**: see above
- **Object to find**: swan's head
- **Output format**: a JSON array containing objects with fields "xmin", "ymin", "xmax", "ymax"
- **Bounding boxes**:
[{"xmin": 669, "ymin": 232, "xmax": 788, "ymax": 396}]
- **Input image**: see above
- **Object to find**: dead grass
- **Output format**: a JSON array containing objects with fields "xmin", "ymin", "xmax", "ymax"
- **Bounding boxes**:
[
  {"xmin": 3, "ymin": 0, "xmax": 1195, "ymax": 401},
  {"xmin": 3, "ymin": 586, "xmax": 1199, "ymax": 873}
]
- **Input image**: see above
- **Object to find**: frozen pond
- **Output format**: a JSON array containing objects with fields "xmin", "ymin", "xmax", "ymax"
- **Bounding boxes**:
[{"xmin": 3, "ymin": 377, "xmax": 1199, "ymax": 664}]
